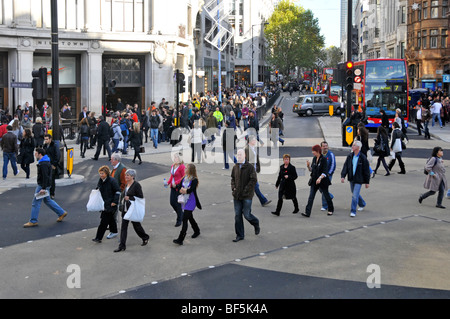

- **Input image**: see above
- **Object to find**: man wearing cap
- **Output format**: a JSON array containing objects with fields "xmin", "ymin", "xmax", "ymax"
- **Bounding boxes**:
[{"xmin": 21, "ymin": 114, "xmax": 33, "ymax": 130}]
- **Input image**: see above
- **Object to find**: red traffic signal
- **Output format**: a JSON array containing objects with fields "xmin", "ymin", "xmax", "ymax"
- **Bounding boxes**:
[{"xmin": 346, "ymin": 61, "xmax": 354, "ymax": 69}]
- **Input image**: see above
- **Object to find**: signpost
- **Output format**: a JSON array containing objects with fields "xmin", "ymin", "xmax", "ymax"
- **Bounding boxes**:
[{"xmin": 11, "ymin": 82, "xmax": 32, "ymax": 89}]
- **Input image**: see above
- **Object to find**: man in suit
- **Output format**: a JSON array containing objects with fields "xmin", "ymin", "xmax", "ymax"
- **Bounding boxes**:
[
  {"xmin": 92, "ymin": 116, "xmax": 112, "ymax": 161},
  {"xmin": 79, "ymin": 106, "xmax": 89, "ymax": 122}
]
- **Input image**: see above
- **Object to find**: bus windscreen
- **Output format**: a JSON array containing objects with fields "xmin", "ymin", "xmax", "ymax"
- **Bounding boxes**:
[{"xmin": 364, "ymin": 60, "xmax": 408, "ymax": 118}]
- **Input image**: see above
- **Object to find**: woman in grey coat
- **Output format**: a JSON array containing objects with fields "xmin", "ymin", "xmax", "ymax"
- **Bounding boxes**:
[{"xmin": 419, "ymin": 146, "xmax": 447, "ymax": 209}]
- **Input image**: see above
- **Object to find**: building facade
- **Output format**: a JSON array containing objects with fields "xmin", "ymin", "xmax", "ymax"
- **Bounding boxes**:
[
  {"xmin": 230, "ymin": 0, "xmax": 273, "ymax": 86},
  {"xmin": 0, "ymin": 0, "xmax": 202, "ymax": 117},
  {"xmin": 354, "ymin": 0, "xmax": 407, "ymax": 61},
  {"xmin": 347, "ymin": 0, "xmax": 449, "ymax": 91},
  {"xmin": 405, "ymin": 0, "xmax": 449, "ymax": 90},
  {"xmin": 193, "ymin": 1, "xmax": 235, "ymax": 96}
]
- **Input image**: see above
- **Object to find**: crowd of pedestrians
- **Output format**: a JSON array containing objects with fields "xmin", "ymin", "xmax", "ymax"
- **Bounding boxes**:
[
  {"xmin": 413, "ymin": 89, "xmax": 449, "ymax": 137},
  {"xmin": 3, "ymin": 85, "xmax": 450, "ymax": 253}
]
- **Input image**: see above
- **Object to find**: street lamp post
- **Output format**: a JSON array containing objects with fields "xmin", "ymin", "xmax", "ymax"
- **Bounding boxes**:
[{"xmin": 251, "ymin": 22, "xmax": 269, "ymax": 87}]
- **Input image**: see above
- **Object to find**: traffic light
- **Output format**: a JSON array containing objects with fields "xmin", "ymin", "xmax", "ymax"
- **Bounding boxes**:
[
  {"xmin": 108, "ymin": 79, "xmax": 117, "ymax": 95},
  {"xmin": 177, "ymin": 73, "xmax": 185, "ymax": 93},
  {"xmin": 345, "ymin": 61, "xmax": 354, "ymax": 91},
  {"xmin": 32, "ymin": 68, "xmax": 48, "ymax": 100}
]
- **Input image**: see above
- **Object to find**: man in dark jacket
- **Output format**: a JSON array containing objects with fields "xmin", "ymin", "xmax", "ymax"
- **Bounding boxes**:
[
  {"xmin": 1, "ymin": 125, "xmax": 19, "ymax": 180},
  {"xmin": 231, "ymin": 149, "xmax": 260, "ymax": 242},
  {"xmin": 43, "ymin": 134, "xmax": 60, "ymax": 198},
  {"xmin": 23, "ymin": 148, "xmax": 68, "ymax": 227},
  {"xmin": 149, "ymin": 109, "xmax": 160, "ymax": 149},
  {"xmin": 92, "ymin": 116, "xmax": 112, "ymax": 161},
  {"xmin": 341, "ymin": 140, "xmax": 370, "ymax": 217}
]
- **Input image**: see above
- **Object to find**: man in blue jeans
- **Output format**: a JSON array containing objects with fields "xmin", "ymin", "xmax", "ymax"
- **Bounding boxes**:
[
  {"xmin": 340, "ymin": 141, "xmax": 371, "ymax": 217},
  {"xmin": 1, "ymin": 125, "xmax": 19, "ymax": 180},
  {"xmin": 149, "ymin": 109, "xmax": 160, "ymax": 149},
  {"xmin": 231, "ymin": 149, "xmax": 260, "ymax": 242},
  {"xmin": 24, "ymin": 148, "xmax": 68, "ymax": 227}
]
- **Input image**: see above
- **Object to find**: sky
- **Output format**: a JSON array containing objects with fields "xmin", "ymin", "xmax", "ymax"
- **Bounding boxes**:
[{"xmin": 293, "ymin": 0, "xmax": 341, "ymax": 48}]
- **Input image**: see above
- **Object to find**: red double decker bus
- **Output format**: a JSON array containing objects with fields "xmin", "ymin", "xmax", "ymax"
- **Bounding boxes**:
[{"xmin": 352, "ymin": 58, "xmax": 409, "ymax": 130}]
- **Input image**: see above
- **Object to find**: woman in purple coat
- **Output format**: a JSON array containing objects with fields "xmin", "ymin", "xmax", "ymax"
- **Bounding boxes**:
[{"xmin": 173, "ymin": 164, "xmax": 202, "ymax": 245}]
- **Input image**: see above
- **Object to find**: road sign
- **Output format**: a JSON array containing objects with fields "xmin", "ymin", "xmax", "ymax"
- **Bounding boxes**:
[
  {"xmin": 443, "ymin": 74, "xmax": 450, "ymax": 83},
  {"xmin": 11, "ymin": 82, "xmax": 32, "ymax": 88},
  {"xmin": 345, "ymin": 126, "xmax": 354, "ymax": 146},
  {"xmin": 354, "ymin": 76, "xmax": 362, "ymax": 83}
]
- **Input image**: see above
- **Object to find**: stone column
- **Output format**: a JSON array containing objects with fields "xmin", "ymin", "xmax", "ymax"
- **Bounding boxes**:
[
  {"xmin": 82, "ymin": 42, "xmax": 103, "ymax": 115},
  {"xmin": 14, "ymin": 40, "xmax": 35, "ymax": 108}
]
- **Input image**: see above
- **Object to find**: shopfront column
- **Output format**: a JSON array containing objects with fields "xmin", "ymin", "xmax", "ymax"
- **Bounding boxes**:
[
  {"xmin": 82, "ymin": 50, "xmax": 103, "ymax": 116},
  {"xmin": 14, "ymin": 48, "xmax": 35, "ymax": 109}
]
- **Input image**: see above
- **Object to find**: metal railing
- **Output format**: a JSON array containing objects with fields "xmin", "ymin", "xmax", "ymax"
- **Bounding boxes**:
[{"xmin": 255, "ymin": 89, "xmax": 280, "ymax": 120}]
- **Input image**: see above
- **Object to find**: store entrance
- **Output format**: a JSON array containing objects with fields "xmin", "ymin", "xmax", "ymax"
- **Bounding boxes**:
[{"xmin": 106, "ymin": 87, "xmax": 143, "ymax": 113}]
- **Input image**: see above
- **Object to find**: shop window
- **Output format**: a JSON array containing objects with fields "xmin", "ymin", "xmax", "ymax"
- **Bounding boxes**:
[{"xmin": 103, "ymin": 57, "xmax": 143, "ymax": 86}]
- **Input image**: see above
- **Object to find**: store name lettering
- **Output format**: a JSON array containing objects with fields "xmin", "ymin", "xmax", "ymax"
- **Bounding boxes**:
[{"xmin": 37, "ymin": 40, "xmax": 86, "ymax": 48}]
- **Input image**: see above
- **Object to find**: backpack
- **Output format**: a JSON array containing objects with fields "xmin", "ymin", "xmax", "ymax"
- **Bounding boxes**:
[
  {"xmin": 424, "ymin": 157, "xmax": 438, "ymax": 175},
  {"xmin": 110, "ymin": 126, "xmax": 115, "ymax": 138},
  {"xmin": 80, "ymin": 124, "xmax": 89, "ymax": 135},
  {"xmin": 120, "ymin": 121, "xmax": 129, "ymax": 136}
]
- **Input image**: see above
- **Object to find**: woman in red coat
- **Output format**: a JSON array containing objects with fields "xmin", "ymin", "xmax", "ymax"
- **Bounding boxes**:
[{"xmin": 166, "ymin": 152, "xmax": 186, "ymax": 227}]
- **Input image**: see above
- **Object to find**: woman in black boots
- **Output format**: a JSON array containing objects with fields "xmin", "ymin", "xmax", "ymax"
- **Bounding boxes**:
[
  {"xmin": 272, "ymin": 154, "xmax": 299, "ymax": 216},
  {"xmin": 372, "ymin": 126, "xmax": 391, "ymax": 177},
  {"xmin": 129, "ymin": 122, "xmax": 143, "ymax": 164},
  {"xmin": 173, "ymin": 164, "xmax": 202, "ymax": 245}
]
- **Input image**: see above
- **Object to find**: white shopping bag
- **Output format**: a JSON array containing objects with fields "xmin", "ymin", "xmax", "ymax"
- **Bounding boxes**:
[
  {"xmin": 86, "ymin": 189, "xmax": 104, "ymax": 212},
  {"xmin": 124, "ymin": 197, "xmax": 146, "ymax": 222},
  {"xmin": 117, "ymin": 140, "xmax": 124, "ymax": 150}
]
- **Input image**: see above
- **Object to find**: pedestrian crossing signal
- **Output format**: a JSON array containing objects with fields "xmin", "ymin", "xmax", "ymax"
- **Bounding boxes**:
[{"xmin": 108, "ymin": 80, "xmax": 116, "ymax": 95}]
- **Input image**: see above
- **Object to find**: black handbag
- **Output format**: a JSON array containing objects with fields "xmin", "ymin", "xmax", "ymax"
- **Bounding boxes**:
[{"xmin": 16, "ymin": 153, "xmax": 23, "ymax": 164}]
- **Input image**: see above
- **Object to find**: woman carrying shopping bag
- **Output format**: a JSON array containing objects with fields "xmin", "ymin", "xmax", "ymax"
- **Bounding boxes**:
[
  {"xmin": 419, "ymin": 147, "xmax": 447, "ymax": 209},
  {"xmin": 92, "ymin": 166, "xmax": 120, "ymax": 243},
  {"xmin": 114, "ymin": 169, "xmax": 149, "ymax": 252},
  {"xmin": 173, "ymin": 164, "xmax": 202, "ymax": 245}
]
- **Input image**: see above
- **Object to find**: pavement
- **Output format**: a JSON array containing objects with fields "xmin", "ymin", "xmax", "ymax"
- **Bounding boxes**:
[{"xmin": 1, "ymin": 97, "xmax": 450, "ymax": 301}]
